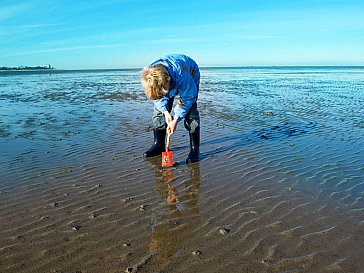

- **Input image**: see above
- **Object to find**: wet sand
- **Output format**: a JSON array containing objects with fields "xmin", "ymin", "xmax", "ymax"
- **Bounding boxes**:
[{"xmin": 1, "ymin": 69, "xmax": 364, "ymax": 272}]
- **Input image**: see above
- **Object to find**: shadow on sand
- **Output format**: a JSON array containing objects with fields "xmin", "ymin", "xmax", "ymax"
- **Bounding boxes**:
[{"xmin": 199, "ymin": 121, "xmax": 316, "ymax": 160}]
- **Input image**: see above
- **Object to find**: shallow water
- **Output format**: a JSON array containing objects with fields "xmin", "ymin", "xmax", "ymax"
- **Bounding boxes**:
[
  {"xmin": 1, "ymin": 67, "xmax": 364, "ymax": 272},
  {"xmin": 200, "ymin": 67, "xmax": 364, "ymax": 204}
]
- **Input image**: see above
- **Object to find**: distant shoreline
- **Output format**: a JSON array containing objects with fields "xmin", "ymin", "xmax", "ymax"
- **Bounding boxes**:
[
  {"xmin": 0, "ymin": 69, "xmax": 61, "ymax": 72},
  {"xmin": 0, "ymin": 69, "xmax": 65, "ymax": 75},
  {"xmin": 0, "ymin": 68, "xmax": 138, "ymax": 75},
  {"xmin": 1, "ymin": 65, "xmax": 55, "ymax": 71}
]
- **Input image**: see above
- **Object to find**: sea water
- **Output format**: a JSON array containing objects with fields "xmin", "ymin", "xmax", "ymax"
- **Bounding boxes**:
[{"xmin": 1, "ymin": 67, "xmax": 364, "ymax": 205}]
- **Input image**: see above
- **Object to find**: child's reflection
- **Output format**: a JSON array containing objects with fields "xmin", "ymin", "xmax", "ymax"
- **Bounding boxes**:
[{"xmin": 147, "ymin": 159, "xmax": 201, "ymax": 263}]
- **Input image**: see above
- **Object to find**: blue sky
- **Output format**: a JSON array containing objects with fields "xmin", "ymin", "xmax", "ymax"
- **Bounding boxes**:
[{"xmin": 1, "ymin": 0, "xmax": 364, "ymax": 69}]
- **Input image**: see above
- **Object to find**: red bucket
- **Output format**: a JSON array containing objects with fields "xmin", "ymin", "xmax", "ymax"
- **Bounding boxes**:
[{"xmin": 162, "ymin": 147, "xmax": 173, "ymax": 167}]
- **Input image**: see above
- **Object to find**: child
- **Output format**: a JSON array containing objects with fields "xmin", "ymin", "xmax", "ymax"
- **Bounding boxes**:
[{"xmin": 141, "ymin": 54, "xmax": 200, "ymax": 164}]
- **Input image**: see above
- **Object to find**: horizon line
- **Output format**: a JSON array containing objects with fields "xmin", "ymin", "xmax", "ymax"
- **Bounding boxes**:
[{"xmin": 2, "ymin": 65, "xmax": 364, "ymax": 73}]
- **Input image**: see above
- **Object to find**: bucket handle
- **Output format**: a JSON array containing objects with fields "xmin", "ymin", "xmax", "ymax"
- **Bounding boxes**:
[{"xmin": 166, "ymin": 131, "xmax": 171, "ymax": 150}]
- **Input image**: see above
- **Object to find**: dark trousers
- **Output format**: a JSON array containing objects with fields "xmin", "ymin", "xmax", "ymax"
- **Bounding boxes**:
[{"xmin": 153, "ymin": 99, "xmax": 200, "ymax": 133}]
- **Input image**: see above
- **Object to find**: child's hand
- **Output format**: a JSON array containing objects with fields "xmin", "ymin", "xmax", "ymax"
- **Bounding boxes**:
[
  {"xmin": 163, "ymin": 111, "xmax": 173, "ymax": 124},
  {"xmin": 167, "ymin": 119, "xmax": 178, "ymax": 135}
]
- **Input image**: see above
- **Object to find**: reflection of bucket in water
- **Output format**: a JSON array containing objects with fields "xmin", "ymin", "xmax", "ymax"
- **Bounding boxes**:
[
  {"xmin": 160, "ymin": 169, "xmax": 177, "ymax": 205},
  {"xmin": 149, "ymin": 164, "xmax": 202, "ymax": 263},
  {"xmin": 162, "ymin": 169, "xmax": 174, "ymax": 184}
]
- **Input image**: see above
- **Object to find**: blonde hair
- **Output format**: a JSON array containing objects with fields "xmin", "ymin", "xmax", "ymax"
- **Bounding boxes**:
[{"xmin": 141, "ymin": 64, "xmax": 170, "ymax": 100}]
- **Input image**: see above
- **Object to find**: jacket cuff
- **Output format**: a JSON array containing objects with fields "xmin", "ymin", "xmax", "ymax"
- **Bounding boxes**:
[
  {"xmin": 175, "ymin": 115, "xmax": 183, "ymax": 122},
  {"xmin": 159, "ymin": 106, "xmax": 167, "ymax": 113}
]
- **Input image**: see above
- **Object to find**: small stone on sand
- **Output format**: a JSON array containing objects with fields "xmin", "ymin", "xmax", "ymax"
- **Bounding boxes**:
[
  {"xmin": 219, "ymin": 227, "xmax": 230, "ymax": 235},
  {"xmin": 72, "ymin": 224, "xmax": 82, "ymax": 231},
  {"xmin": 125, "ymin": 267, "xmax": 133, "ymax": 273},
  {"xmin": 261, "ymin": 258, "xmax": 272, "ymax": 264},
  {"xmin": 61, "ymin": 167, "xmax": 73, "ymax": 173},
  {"xmin": 139, "ymin": 204, "xmax": 149, "ymax": 211},
  {"xmin": 122, "ymin": 197, "xmax": 134, "ymax": 203}
]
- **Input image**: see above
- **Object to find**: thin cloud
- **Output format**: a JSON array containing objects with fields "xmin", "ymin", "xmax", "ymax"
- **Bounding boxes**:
[
  {"xmin": 0, "ymin": 43, "xmax": 128, "ymax": 58},
  {"xmin": 0, "ymin": 3, "xmax": 29, "ymax": 20},
  {"xmin": 139, "ymin": 38, "xmax": 193, "ymax": 45},
  {"xmin": 0, "ymin": 23, "xmax": 61, "ymax": 34},
  {"xmin": 236, "ymin": 35, "xmax": 280, "ymax": 40},
  {"xmin": 16, "ymin": 23, "xmax": 62, "ymax": 29}
]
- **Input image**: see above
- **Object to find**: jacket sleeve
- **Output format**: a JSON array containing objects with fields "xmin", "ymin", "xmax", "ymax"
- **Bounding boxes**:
[
  {"xmin": 153, "ymin": 96, "xmax": 169, "ymax": 113},
  {"xmin": 173, "ymin": 75, "xmax": 198, "ymax": 122}
]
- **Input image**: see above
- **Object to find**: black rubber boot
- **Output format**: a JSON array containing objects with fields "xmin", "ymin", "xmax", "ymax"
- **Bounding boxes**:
[
  {"xmin": 143, "ymin": 129, "xmax": 166, "ymax": 158},
  {"xmin": 186, "ymin": 129, "xmax": 200, "ymax": 164}
]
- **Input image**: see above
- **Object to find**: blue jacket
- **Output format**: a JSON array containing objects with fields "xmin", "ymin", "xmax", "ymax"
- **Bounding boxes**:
[{"xmin": 150, "ymin": 54, "xmax": 200, "ymax": 122}]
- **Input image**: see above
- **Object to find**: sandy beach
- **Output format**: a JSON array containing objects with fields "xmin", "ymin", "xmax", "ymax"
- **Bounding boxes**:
[{"xmin": 1, "ymin": 68, "xmax": 364, "ymax": 273}]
